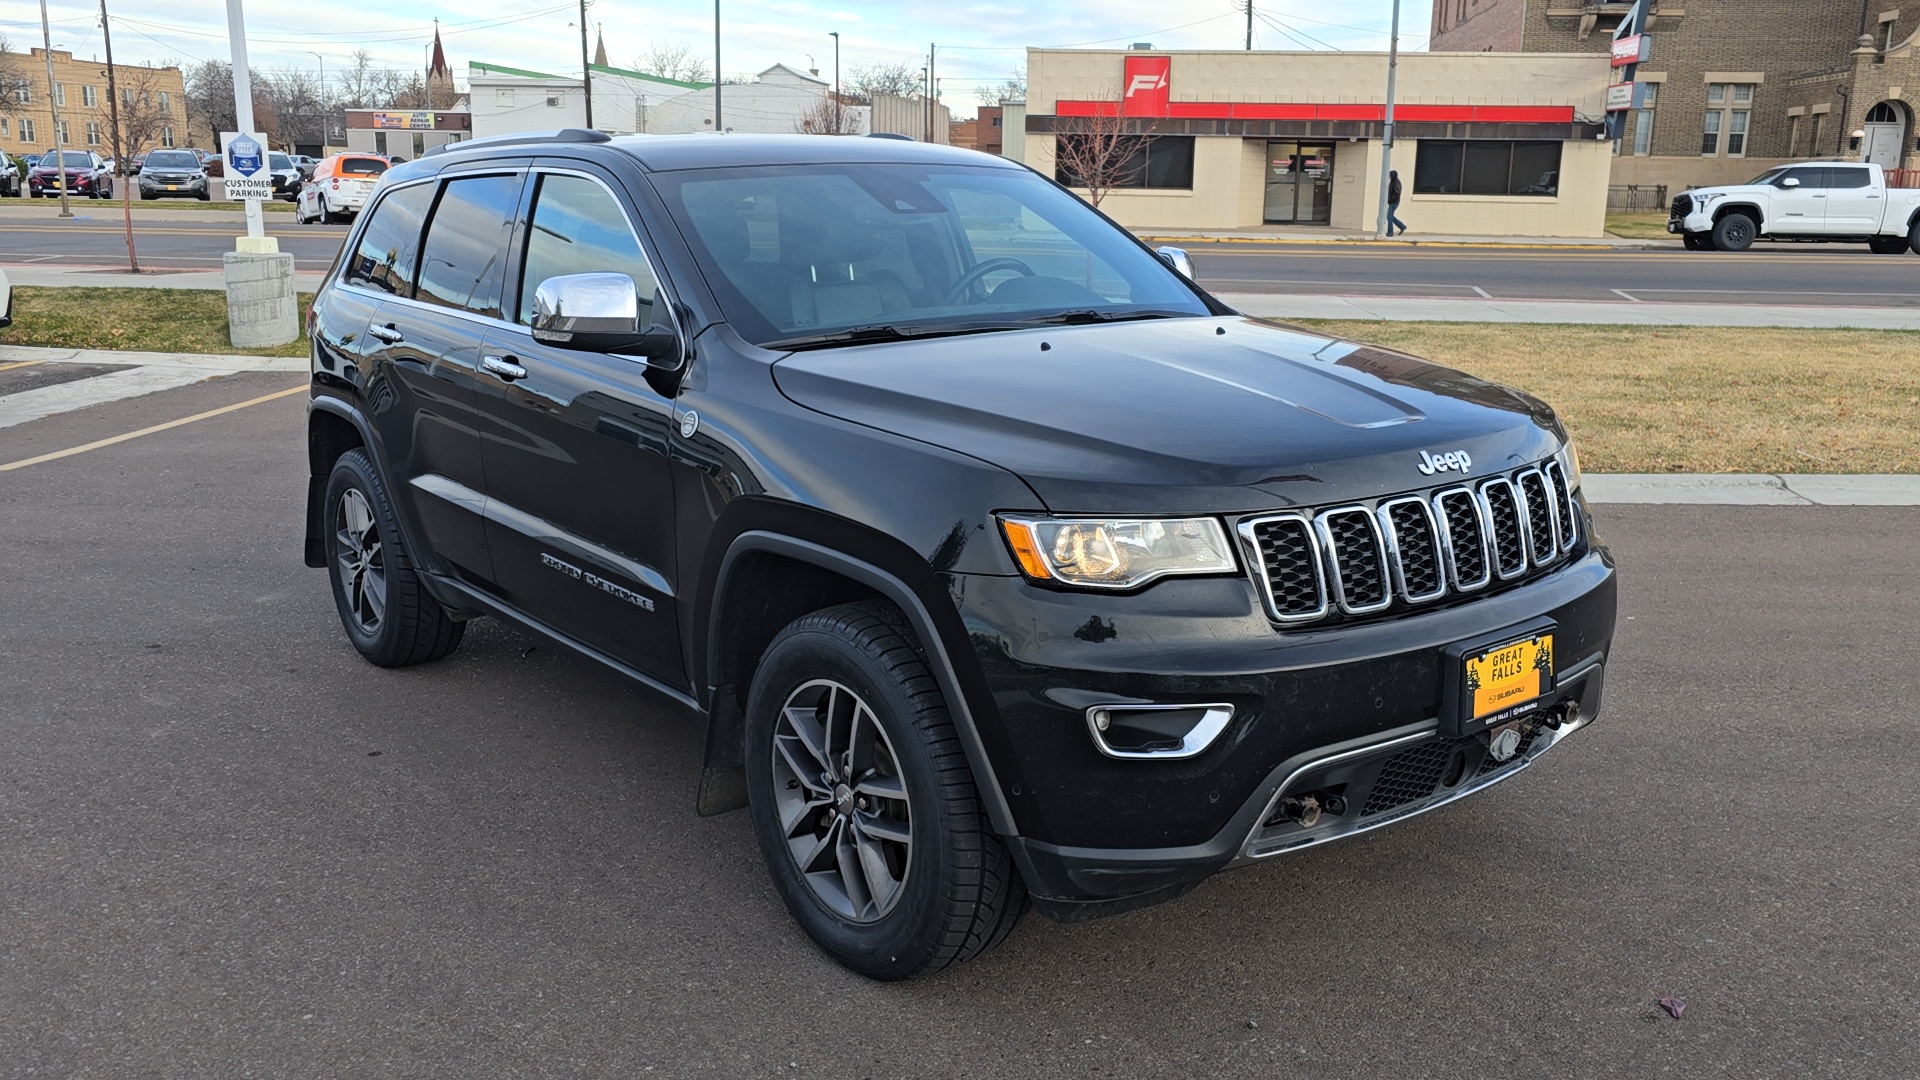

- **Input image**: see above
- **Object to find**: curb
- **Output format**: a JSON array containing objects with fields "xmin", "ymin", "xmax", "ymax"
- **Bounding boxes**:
[{"xmin": 1135, "ymin": 234, "xmax": 1672, "ymax": 251}]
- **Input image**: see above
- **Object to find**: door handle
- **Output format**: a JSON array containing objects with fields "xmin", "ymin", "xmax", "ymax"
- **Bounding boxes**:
[
  {"xmin": 481, "ymin": 355, "xmax": 528, "ymax": 382},
  {"xmin": 366, "ymin": 323, "xmax": 404, "ymax": 344}
]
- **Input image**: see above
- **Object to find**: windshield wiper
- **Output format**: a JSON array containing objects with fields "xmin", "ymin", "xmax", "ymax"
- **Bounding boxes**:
[
  {"xmin": 766, "ymin": 321, "xmax": 1030, "ymax": 351},
  {"xmin": 1021, "ymin": 308, "xmax": 1192, "ymax": 325}
]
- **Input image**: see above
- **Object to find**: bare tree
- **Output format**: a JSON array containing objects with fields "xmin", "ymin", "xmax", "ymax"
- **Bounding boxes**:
[
  {"xmin": 0, "ymin": 32, "xmax": 29, "ymax": 108},
  {"xmin": 263, "ymin": 66, "xmax": 327, "ymax": 149},
  {"xmin": 795, "ymin": 93, "xmax": 860, "ymax": 135},
  {"xmin": 975, "ymin": 68, "xmax": 1026, "ymax": 105},
  {"xmin": 844, "ymin": 61, "xmax": 921, "ymax": 104},
  {"xmin": 1046, "ymin": 93, "xmax": 1157, "ymax": 208},
  {"xmin": 633, "ymin": 40, "xmax": 712, "ymax": 84}
]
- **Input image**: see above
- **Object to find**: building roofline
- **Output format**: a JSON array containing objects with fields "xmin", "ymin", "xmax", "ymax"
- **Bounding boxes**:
[
  {"xmin": 468, "ymin": 60, "xmax": 562, "ymax": 80},
  {"xmin": 586, "ymin": 61, "xmax": 712, "ymax": 89}
]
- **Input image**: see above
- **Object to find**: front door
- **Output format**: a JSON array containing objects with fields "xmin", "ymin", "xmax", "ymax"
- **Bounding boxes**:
[
  {"xmin": 1769, "ymin": 166, "xmax": 1830, "ymax": 235},
  {"xmin": 471, "ymin": 168, "xmax": 687, "ymax": 688},
  {"xmin": 1263, "ymin": 142, "xmax": 1335, "ymax": 225}
]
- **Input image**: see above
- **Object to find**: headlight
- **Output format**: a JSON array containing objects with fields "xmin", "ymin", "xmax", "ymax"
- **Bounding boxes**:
[
  {"xmin": 1691, "ymin": 192, "xmax": 1719, "ymax": 207},
  {"xmin": 999, "ymin": 515, "xmax": 1236, "ymax": 589},
  {"xmin": 1558, "ymin": 439, "xmax": 1583, "ymax": 492}
]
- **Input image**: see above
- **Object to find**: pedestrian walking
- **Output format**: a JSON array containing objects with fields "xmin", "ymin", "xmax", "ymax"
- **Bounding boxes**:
[{"xmin": 1387, "ymin": 170, "xmax": 1408, "ymax": 236}]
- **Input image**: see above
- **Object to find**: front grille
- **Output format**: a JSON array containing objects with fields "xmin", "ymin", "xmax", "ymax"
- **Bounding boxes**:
[
  {"xmin": 1361, "ymin": 739, "xmax": 1459, "ymax": 815},
  {"xmin": 1241, "ymin": 456, "xmax": 1581, "ymax": 627},
  {"xmin": 1671, "ymin": 194, "xmax": 1693, "ymax": 217}
]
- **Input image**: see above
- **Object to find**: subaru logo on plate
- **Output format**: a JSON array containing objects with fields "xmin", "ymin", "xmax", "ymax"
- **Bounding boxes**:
[{"xmin": 1416, "ymin": 449, "xmax": 1471, "ymax": 476}]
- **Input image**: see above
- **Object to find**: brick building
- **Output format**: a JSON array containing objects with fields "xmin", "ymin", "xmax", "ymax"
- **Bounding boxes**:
[
  {"xmin": 0, "ymin": 48, "xmax": 188, "ymax": 161},
  {"xmin": 1430, "ymin": 2, "xmax": 1920, "ymax": 193}
]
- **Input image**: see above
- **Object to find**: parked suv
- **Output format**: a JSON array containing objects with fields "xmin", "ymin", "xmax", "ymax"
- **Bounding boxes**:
[
  {"xmin": 137, "ymin": 148, "xmax": 211, "ymax": 201},
  {"xmin": 28, "ymin": 149, "xmax": 113, "ymax": 199},
  {"xmin": 302, "ymin": 131, "xmax": 1617, "ymax": 980}
]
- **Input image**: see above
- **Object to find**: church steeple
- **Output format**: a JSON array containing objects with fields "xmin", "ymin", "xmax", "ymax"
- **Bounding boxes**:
[{"xmin": 593, "ymin": 24, "xmax": 608, "ymax": 68}]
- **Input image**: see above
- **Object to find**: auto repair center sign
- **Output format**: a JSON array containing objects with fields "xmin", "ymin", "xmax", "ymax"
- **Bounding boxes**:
[
  {"xmin": 1121, "ymin": 55, "xmax": 1171, "ymax": 117},
  {"xmin": 221, "ymin": 131, "xmax": 273, "ymax": 201}
]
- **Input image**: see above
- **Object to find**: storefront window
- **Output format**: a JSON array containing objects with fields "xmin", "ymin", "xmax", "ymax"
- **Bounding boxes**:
[
  {"xmin": 1054, "ymin": 135, "xmax": 1195, "ymax": 190},
  {"xmin": 1412, "ymin": 140, "xmax": 1561, "ymax": 196}
]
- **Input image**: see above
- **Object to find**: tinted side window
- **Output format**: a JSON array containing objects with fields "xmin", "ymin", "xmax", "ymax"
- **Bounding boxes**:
[
  {"xmin": 1828, "ymin": 167, "xmax": 1872, "ymax": 189},
  {"xmin": 345, "ymin": 183, "xmax": 433, "ymax": 296},
  {"xmin": 1783, "ymin": 167, "xmax": 1829, "ymax": 188},
  {"xmin": 417, "ymin": 174, "xmax": 522, "ymax": 318},
  {"xmin": 517, "ymin": 173, "xmax": 658, "ymax": 325}
]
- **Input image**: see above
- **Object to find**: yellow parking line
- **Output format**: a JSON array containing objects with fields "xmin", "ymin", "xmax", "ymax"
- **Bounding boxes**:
[
  {"xmin": 0, "ymin": 360, "xmax": 48, "ymax": 373},
  {"xmin": 0, "ymin": 383, "xmax": 306, "ymax": 472}
]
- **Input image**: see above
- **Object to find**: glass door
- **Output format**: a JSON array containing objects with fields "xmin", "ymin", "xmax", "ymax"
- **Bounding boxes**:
[{"xmin": 1264, "ymin": 142, "xmax": 1336, "ymax": 225}]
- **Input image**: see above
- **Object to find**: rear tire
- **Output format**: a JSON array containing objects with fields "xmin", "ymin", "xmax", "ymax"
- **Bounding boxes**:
[
  {"xmin": 1682, "ymin": 233, "xmax": 1710, "ymax": 251},
  {"xmin": 1711, "ymin": 213, "xmax": 1756, "ymax": 252},
  {"xmin": 322, "ymin": 449, "xmax": 465, "ymax": 668},
  {"xmin": 744, "ymin": 601, "xmax": 1027, "ymax": 980}
]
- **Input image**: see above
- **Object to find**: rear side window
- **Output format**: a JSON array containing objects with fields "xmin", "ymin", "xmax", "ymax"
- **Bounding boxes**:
[
  {"xmin": 416, "ymin": 174, "xmax": 522, "ymax": 319},
  {"xmin": 345, "ymin": 182, "xmax": 433, "ymax": 296},
  {"xmin": 1828, "ymin": 167, "xmax": 1872, "ymax": 189},
  {"xmin": 517, "ymin": 173, "xmax": 658, "ymax": 325}
]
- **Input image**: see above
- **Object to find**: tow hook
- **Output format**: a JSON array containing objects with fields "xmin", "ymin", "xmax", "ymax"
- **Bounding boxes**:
[
  {"xmin": 1277, "ymin": 791, "xmax": 1346, "ymax": 827},
  {"xmin": 1486, "ymin": 720, "xmax": 1528, "ymax": 763}
]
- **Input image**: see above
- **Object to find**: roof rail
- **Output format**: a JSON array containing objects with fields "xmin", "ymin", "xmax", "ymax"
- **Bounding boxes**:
[
  {"xmin": 424, "ymin": 128, "xmax": 612, "ymax": 158},
  {"xmin": 866, "ymin": 132, "xmax": 915, "ymax": 141}
]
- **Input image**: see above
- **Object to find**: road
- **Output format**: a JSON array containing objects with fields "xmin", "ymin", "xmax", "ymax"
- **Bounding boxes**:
[
  {"xmin": 1, "ymin": 365, "xmax": 1916, "ymax": 1077},
  {"xmin": 5, "ymin": 209, "xmax": 1920, "ymax": 306}
]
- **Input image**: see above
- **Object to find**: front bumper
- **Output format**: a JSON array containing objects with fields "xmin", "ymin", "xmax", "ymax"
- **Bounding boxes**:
[
  {"xmin": 1668, "ymin": 210, "xmax": 1713, "ymax": 234},
  {"xmin": 951, "ymin": 533, "xmax": 1617, "ymax": 918},
  {"xmin": 141, "ymin": 178, "xmax": 207, "ymax": 196}
]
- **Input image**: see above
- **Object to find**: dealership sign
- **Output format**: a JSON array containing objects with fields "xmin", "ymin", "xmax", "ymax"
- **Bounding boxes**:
[
  {"xmin": 1611, "ymin": 34, "xmax": 1652, "ymax": 66},
  {"xmin": 1121, "ymin": 54, "xmax": 1171, "ymax": 117},
  {"xmin": 1605, "ymin": 82, "xmax": 1652, "ymax": 112},
  {"xmin": 221, "ymin": 131, "xmax": 273, "ymax": 201}
]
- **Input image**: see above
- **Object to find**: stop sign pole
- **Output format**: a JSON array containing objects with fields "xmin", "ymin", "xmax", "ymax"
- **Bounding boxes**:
[{"xmin": 225, "ymin": 0, "xmax": 270, "ymax": 251}]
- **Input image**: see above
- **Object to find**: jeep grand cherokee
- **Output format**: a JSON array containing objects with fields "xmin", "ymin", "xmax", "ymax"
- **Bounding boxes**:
[{"xmin": 302, "ymin": 130, "xmax": 1617, "ymax": 980}]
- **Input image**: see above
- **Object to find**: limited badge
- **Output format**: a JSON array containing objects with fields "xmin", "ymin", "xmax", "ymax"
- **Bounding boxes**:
[{"xmin": 679, "ymin": 410, "xmax": 699, "ymax": 438}]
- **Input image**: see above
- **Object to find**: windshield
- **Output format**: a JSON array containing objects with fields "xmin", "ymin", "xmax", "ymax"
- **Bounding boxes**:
[
  {"xmin": 143, "ymin": 151, "xmax": 199, "ymax": 170},
  {"xmin": 651, "ymin": 162, "xmax": 1210, "ymax": 347},
  {"xmin": 42, "ymin": 152, "xmax": 92, "ymax": 168},
  {"xmin": 1745, "ymin": 167, "xmax": 1789, "ymax": 186},
  {"xmin": 270, "ymin": 153, "xmax": 293, "ymax": 170},
  {"xmin": 338, "ymin": 156, "xmax": 387, "ymax": 177}
]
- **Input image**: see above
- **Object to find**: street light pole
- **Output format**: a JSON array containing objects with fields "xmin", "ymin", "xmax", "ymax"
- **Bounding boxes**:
[
  {"xmin": 1373, "ymin": 0, "xmax": 1401, "ymax": 240},
  {"xmin": 713, "ymin": 0, "xmax": 723, "ymax": 130},
  {"xmin": 38, "ymin": 0, "xmax": 71, "ymax": 216},
  {"xmin": 308, "ymin": 51, "xmax": 325, "ymax": 149},
  {"xmin": 830, "ymin": 31, "xmax": 840, "ymax": 133}
]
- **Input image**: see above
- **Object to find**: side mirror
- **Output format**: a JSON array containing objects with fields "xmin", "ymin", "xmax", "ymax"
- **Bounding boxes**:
[
  {"xmin": 1780, "ymin": 176, "xmax": 1800, "ymax": 188},
  {"xmin": 1156, "ymin": 245, "xmax": 1195, "ymax": 280},
  {"xmin": 531, "ymin": 272, "xmax": 682, "ymax": 369}
]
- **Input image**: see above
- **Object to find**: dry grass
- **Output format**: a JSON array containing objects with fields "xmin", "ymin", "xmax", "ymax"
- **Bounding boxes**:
[
  {"xmin": 1295, "ymin": 321, "xmax": 1920, "ymax": 474},
  {"xmin": 0, "ymin": 287, "xmax": 311, "ymax": 358},
  {"xmin": 1604, "ymin": 212, "xmax": 1672, "ymax": 239}
]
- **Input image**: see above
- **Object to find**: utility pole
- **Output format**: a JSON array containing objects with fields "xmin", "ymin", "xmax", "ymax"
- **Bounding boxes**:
[
  {"xmin": 309, "ymin": 51, "xmax": 325, "ymax": 148},
  {"xmin": 1373, "ymin": 0, "xmax": 1401, "ymax": 240},
  {"xmin": 713, "ymin": 0, "xmax": 723, "ymax": 130},
  {"xmin": 99, "ymin": 0, "xmax": 138, "ymax": 270},
  {"xmin": 1246, "ymin": 0, "xmax": 1254, "ymax": 50},
  {"xmin": 927, "ymin": 43, "xmax": 936, "ymax": 143},
  {"xmin": 38, "ymin": 0, "xmax": 71, "ymax": 216},
  {"xmin": 830, "ymin": 30, "xmax": 839, "ymax": 133},
  {"xmin": 225, "ymin": 0, "xmax": 265, "ymax": 248},
  {"xmin": 577, "ymin": 0, "xmax": 593, "ymax": 128}
]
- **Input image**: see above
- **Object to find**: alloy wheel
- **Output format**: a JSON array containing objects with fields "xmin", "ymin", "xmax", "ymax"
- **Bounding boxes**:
[
  {"xmin": 334, "ymin": 488, "xmax": 387, "ymax": 634},
  {"xmin": 771, "ymin": 679, "xmax": 914, "ymax": 922}
]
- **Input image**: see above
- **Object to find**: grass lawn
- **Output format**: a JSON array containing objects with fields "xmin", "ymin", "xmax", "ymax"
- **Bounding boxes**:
[
  {"xmin": 1297, "ymin": 321, "xmax": 1920, "ymax": 474},
  {"xmin": 131, "ymin": 198, "xmax": 299, "ymax": 213},
  {"xmin": 1604, "ymin": 212, "xmax": 1671, "ymax": 239},
  {"xmin": 0, "ymin": 287, "xmax": 310, "ymax": 358}
]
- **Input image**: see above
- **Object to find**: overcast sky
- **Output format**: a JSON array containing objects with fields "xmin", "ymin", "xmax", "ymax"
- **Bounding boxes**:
[{"xmin": 2, "ymin": 0, "xmax": 1435, "ymax": 114}]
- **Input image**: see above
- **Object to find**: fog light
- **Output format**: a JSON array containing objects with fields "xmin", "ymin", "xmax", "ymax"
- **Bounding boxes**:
[{"xmin": 1085, "ymin": 703, "xmax": 1234, "ymax": 760}]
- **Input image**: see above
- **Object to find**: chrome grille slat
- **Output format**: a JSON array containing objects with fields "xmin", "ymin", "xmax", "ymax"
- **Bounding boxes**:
[
  {"xmin": 1316, "ymin": 507, "xmax": 1391, "ymax": 615},
  {"xmin": 1243, "ymin": 457, "xmax": 1581, "ymax": 627},
  {"xmin": 1377, "ymin": 497, "xmax": 1447, "ymax": 603}
]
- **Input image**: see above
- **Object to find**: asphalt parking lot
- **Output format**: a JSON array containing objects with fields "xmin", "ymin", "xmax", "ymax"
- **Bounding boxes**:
[{"xmin": 2, "ymin": 375, "xmax": 1916, "ymax": 1079}]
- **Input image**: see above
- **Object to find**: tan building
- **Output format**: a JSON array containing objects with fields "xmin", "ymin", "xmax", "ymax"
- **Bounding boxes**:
[
  {"xmin": 1430, "ymin": 1, "xmax": 1920, "ymax": 196},
  {"xmin": 1017, "ymin": 48, "xmax": 1614, "ymax": 236},
  {"xmin": 1, "ymin": 48, "xmax": 188, "ymax": 160}
]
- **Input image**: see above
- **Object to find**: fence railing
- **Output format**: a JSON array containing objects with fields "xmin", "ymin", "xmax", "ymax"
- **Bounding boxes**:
[
  {"xmin": 1607, "ymin": 184, "xmax": 1670, "ymax": 212},
  {"xmin": 1888, "ymin": 168, "xmax": 1919, "ymax": 190}
]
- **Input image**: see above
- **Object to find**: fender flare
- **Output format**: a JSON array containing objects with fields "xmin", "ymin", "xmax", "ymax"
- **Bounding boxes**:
[{"xmin": 705, "ymin": 530, "xmax": 1019, "ymax": 836}]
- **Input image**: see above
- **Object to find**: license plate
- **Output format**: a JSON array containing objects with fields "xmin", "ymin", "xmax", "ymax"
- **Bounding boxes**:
[
  {"xmin": 165, "ymin": 184, "xmax": 178, "ymax": 191},
  {"xmin": 1465, "ymin": 634, "xmax": 1553, "ymax": 723}
]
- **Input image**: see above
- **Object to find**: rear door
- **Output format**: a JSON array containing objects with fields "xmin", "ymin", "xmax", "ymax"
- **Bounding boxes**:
[
  {"xmin": 1768, "ymin": 167, "xmax": 1829, "ymax": 234},
  {"xmin": 347, "ymin": 174, "xmax": 517, "ymax": 586},
  {"xmin": 1823, "ymin": 165, "xmax": 1882, "ymax": 234},
  {"xmin": 470, "ymin": 165, "xmax": 687, "ymax": 688}
]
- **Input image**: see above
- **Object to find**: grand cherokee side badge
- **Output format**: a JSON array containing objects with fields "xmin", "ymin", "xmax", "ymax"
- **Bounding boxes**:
[{"xmin": 1416, "ymin": 449, "xmax": 1471, "ymax": 476}]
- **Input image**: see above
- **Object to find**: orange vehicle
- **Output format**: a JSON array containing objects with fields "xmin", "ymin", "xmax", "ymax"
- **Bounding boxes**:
[{"xmin": 295, "ymin": 152, "xmax": 390, "ymax": 224}]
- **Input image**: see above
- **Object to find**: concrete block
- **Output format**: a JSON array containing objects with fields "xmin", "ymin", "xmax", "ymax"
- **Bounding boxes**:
[{"xmin": 223, "ymin": 251, "xmax": 300, "ymax": 349}]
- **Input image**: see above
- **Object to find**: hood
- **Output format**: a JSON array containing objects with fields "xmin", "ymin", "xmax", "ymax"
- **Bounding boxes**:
[{"xmin": 771, "ymin": 317, "xmax": 1565, "ymax": 514}]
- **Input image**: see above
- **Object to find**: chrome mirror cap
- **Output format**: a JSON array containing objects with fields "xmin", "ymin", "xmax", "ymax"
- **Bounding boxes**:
[
  {"xmin": 1156, "ymin": 245, "xmax": 1195, "ymax": 280},
  {"xmin": 531, "ymin": 272, "xmax": 641, "ymax": 343}
]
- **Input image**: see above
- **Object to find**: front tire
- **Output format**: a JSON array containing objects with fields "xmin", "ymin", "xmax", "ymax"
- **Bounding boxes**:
[
  {"xmin": 744, "ymin": 602, "xmax": 1026, "ymax": 980},
  {"xmin": 322, "ymin": 448, "xmax": 465, "ymax": 668},
  {"xmin": 1711, "ymin": 213, "xmax": 1755, "ymax": 252},
  {"xmin": 1682, "ymin": 233, "xmax": 1711, "ymax": 251}
]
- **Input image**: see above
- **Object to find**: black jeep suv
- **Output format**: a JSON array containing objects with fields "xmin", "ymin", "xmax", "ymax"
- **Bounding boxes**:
[{"xmin": 303, "ymin": 131, "xmax": 1616, "ymax": 980}]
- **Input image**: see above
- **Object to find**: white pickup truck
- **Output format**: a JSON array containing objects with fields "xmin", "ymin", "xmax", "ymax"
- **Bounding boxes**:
[{"xmin": 1668, "ymin": 161, "xmax": 1920, "ymax": 253}]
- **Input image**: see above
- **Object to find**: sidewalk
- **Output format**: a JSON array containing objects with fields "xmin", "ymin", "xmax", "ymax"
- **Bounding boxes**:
[
  {"xmin": 1137, "ymin": 225, "xmax": 1673, "ymax": 249},
  {"xmin": 2, "ymin": 263, "xmax": 330, "ymax": 292},
  {"xmin": 1216, "ymin": 291, "xmax": 1920, "ymax": 330},
  {"xmin": 3, "ymin": 345, "xmax": 1917, "ymax": 503}
]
